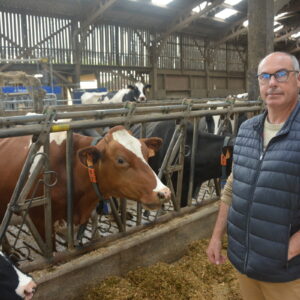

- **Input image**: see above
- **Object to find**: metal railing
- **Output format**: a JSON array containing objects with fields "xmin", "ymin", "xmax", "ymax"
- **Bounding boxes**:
[{"xmin": 0, "ymin": 99, "xmax": 263, "ymax": 268}]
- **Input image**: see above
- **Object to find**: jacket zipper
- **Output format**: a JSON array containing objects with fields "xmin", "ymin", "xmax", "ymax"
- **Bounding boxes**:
[
  {"xmin": 243, "ymin": 135, "xmax": 264, "ymax": 272},
  {"xmin": 286, "ymin": 224, "xmax": 292, "ymax": 268},
  {"xmin": 243, "ymin": 132, "xmax": 286, "ymax": 272}
]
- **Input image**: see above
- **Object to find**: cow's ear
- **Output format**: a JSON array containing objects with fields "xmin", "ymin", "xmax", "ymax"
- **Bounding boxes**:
[
  {"xmin": 77, "ymin": 146, "xmax": 101, "ymax": 168},
  {"xmin": 141, "ymin": 137, "xmax": 162, "ymax": 158},
  {"xmin": 127, "ymin": 85, "xmax": 134, "ymax": 90},
  {"xmin": 144, "ymin": 84, "xmax": 151, "ymax": 89}
]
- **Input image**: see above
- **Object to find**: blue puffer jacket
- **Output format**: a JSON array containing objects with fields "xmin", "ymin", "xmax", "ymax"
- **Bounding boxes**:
[{"xmin": 228, "ymin": 101, "xmax": 300, "ymax": 282}]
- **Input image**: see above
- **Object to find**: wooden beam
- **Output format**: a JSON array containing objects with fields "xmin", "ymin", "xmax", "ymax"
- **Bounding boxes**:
[
  {"xmin": 192, "ymin": 39, "xmax": 204, "ymax": 57},
  {"xmin": 81, "ymin": 0, "xmax": 118, "ymax": 32},
  {"xmin": 108, "ymin": 70, "xmax": 137, "ymax": 82},
  {"xmin": 290, "ymin": 46, "xmax": 300, "ymax": 54},
  {"xmin": 213, "ymin": 0, "xmax": 292, "ymax": 46},
  {"xmin": 155, "ymin": 0, "xmax": 224, "ymax": 45},
  {"xmin": 275, "ymin": 27, "xmax": 300, "ymax": 43},
  {"xmin": 214, "ymin": 17, "xmax": 247, "ymax": 47},
  {"xmin": 134, "ymin": 29, "xmax": 149, "ymax": 48},
  {"xmin": 0, "ymin": 21, "xmax": 72, "ymax": 72},
  {"xmin": 0, "ymin": 33, "xmax": 22, "ymax": 50},
  {"xmin": 274, "ymin": 0, "xmax": 292, "ymax": 14}
]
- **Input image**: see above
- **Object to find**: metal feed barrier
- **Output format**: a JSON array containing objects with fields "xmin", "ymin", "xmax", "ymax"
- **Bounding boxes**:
[{"xmin": 0, "ymin": 98, "xmax": 263, "ymax": 270}]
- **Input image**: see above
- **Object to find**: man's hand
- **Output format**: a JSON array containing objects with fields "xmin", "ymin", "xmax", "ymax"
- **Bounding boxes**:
[
  {"xmin": 206, "ymin": 237, "xmax": 226, "ymax": 265},
  {"xmin": 206, "ymin": 201, "xmax": 230, "ymax": 265},
  {"xmin": 288, "ymin": 231, "xmax": 300, "ymax": 261}
]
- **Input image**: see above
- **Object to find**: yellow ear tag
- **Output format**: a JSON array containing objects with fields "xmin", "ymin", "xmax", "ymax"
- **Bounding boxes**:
[
  {"xmin": 148, "ymin": 148, "xmax": 156, "ymax": 158},
  {"xmin": 225, "ymin": 149, "xmax": 231, "ymax": 159}
]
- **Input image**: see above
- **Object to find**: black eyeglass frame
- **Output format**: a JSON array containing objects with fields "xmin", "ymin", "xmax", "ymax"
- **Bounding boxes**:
[{"xmin": 257, "ymin": 69, "xmax": 299, "ymax": 82}]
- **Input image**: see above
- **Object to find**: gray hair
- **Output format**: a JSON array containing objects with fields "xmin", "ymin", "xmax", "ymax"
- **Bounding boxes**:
[{"xmin": 258, "ymin": 52, "xmax": 300, "ymax": 73}]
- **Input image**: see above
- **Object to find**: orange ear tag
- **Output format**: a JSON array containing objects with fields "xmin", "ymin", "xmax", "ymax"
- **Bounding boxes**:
[
  {"xmin": 87, "ymin": 154, "xmax": 97, "ymax": 183},
  {"xmin": 221, "ymin": 154, "xmax": 227, "ymax": 166}
]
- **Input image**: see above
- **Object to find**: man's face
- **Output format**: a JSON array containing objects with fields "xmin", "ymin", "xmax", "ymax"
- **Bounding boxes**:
[{"xmin": 258, "ymin": 53, "xmax": 300, "ymax": 110}]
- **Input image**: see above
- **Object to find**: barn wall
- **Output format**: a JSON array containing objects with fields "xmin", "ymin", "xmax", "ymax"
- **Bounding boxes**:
[
  {"xmin": 155, "ymin": 70, "xmax": 245, "ymax": 99},
  {"xmin": 0, "ymin": 10, "xmax": 247, "ymax": 98}
]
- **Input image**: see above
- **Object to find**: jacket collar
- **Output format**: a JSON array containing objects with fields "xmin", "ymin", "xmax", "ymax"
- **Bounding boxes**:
[{"xmin": 253, "ymin": 101, "xmax": 300, "ymax": 135}]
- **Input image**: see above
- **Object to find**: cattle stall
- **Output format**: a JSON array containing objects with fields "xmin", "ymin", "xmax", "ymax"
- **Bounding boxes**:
[{"xmin": 0, "ymin": 99, "xmax": 263, "ymax": 298}]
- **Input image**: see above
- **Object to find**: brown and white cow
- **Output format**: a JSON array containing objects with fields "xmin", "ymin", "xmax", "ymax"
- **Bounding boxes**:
[{"xmin": 0, "ymin": 125, "xmax": 170, "ymax": 242}]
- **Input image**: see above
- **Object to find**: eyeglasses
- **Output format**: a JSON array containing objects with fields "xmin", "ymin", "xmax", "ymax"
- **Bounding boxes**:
[{"xmin": 257, "ymin": 69, "xmax": 299, "ymax": 84}]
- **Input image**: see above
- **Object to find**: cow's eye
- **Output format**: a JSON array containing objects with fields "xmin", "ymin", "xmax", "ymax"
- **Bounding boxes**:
[{"xmin": 116, "ymin": 157, "xmax": 125, "ymax": 165}]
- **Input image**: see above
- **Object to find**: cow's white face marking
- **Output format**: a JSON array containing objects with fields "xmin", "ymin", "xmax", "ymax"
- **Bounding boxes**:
[
  {"xmin": 50, "ymin": 132, "xmax": 67, "ymax": 145},
  {"xmin": 112, "ymin": 129, "xmax": 167, "ymax": 192},
  {"xmin": 112, "ymin": 129, "xmax": 146, "ymax": 163},
  {"xmin": 27, "ymin": 132, "xmax": 65, "ymax": 176},
  {"xmin": 135, "ymin": 82, "xmax": 146, "ymax": 99}
]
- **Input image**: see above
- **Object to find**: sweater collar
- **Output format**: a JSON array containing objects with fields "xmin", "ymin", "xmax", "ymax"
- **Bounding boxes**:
[{"xmin": 253, "ymin": 101, "xmax": 300, "ymax": 135}]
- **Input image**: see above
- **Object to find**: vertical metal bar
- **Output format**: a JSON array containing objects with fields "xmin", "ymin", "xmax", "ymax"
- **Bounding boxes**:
[
  {"xmin": 120, "ymin": 198, "xmax": 127, "ymax": 232},
  {"xmin": 66, "ymin": 130, "xmax": 74, "ymax": 249},
  {"xmin": 109, "ymin": 198, "xmax": 125, "ymax": 232},
  {"xmin": 157, "ymin": 125, "xmax": 181, "ymax": 178},
  {"xmin": 43, "ymin": 133, "xmax": 53, "ymax": 258},
  {"xmin": 175, "ymin": 122, "xmax": 186, "ymax": 210},
  {"xmin": 136, "ymin": 122, "xmax": 146, "ymax": 225},
  {"xmin": 187, "ymin": 118, "xmax": 199, "ymax": 206}
]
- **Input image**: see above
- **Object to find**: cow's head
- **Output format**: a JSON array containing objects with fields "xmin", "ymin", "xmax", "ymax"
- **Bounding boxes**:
[
  {"xmin": 78, "ymin": 125, "xmax": 170, "ymax": 210},
  {"xmin": 128, "ymin": 82, "xmax": 151, "ymax": 102}
]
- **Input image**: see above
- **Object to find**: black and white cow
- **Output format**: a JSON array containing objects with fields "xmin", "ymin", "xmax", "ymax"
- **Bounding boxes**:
[
  {"xmin": 0, "ymin": 251, "xmax": 36, "ymax": 300},
  {"xmin": 81, "ymin": 82, "xmax": 151, "ymax": 104},
  {"xmin": 131, "ymin": 120, "xmax": 234, "ymax": 207},
  {"xmin": 102, "ymin": 82, "xmax": 151, "ymax": 103}
]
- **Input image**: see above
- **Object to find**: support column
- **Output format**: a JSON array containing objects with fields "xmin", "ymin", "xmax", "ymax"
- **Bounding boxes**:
[
  {"xmin": 21, "ymin": 15, "xmax": 28, "ymax": 59},
  {"xmin": 71, "ymin": 21, "xmax": 81, "ymax": 89},
  {"xmin": 149, "ymin": 44, "xmax": 158, "ymax": 99},
  {"xmin": 96, "ymin": 72, "xmax": 101, "ymax": 88},
  {"xmin": 247, "ymin": 0, "xmax": 274, "ymax": 100},
  {"xmin": 204, "ymin": 40, "xmax": 211, "ymax": 97}
]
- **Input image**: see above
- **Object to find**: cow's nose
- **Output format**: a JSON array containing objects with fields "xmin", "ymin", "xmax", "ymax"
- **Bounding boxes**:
[
  {"xmin": 157, "ymin": 187, "xmax": 171, "ymax": 202},
  {"xmin": 139, "ymin": 97, "xmax": 145, "ymax": 102}
]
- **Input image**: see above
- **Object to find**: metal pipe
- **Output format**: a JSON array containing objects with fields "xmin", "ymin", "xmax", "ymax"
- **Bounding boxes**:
[
  {"xmin": 17, "ymin": 154, "xmax": 46, "ymax": 204},
  {"xmin": 187, "ymin": 117, "xmax": 199, "ymax": 206},
  {"xmin": 0, "ymin": 102, "xmax": 262, "ymax": 127},
  {"xmin": 175, "ymin": 122, "xmax": 186, "ymax": 210},
  {"xmin": 66, "ymin": 130, "xmax": 74, "ymax": 249},
  {"xmin": 157, "ymin": 124, "xmax": 181, "ymax": 179},
  {"xmin": 43, "ymin": 134, "xmax": 53, "ymax": 259},
  {"xmin": 0, "ymin": 106, "xmax": 262, "ymax": 138}
]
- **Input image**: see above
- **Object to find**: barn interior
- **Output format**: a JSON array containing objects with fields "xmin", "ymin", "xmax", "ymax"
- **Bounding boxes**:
[
  {"xmin": 0, "ymin": 1, "xmax": 300, "ymax": 299},
  {"xmin": 0, "ymin": 0, "xmax": 299, "ymax": 102}
]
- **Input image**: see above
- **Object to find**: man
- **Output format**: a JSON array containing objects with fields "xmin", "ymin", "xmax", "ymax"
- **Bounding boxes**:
[{"xmin": 206, "ymin": 52, "xmax": 300, "ymax": 300}]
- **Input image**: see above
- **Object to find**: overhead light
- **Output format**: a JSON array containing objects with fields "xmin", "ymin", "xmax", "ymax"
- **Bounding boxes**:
[
  {"xmin": 34, "ymin": 74, "xmax": 43, "ymax": 78},
  {"xmin": 192, "ymin": 1, "xmax": 211, "ymax": 13},
  {"xmin": 275, "ymin": 12, "xmax": 288, "ymax": 20},
  {"xmin": 274, "ymin": 25, "xmax": 283, "ymax": 32},
  {"xmin": 224, "ymin": 0, "xmax": 243, "ymax": 6},
  {"xmin": 215, "ymin": 8, "xmax": 238, "ymax": 20},
  {"xmin": 274, "ymin": 21, "xmax": 280, "ymax": 26},
  {"xmin": 152, "ymin": 0, "xmax": 173, "ymax": 7},
  {"xmin": 291, "ymin": 32, "xmax": 300, "ymax": 39},
  {"xmin": 243, "ymin": 20, "xmax": 248, "ymax": 27}
]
